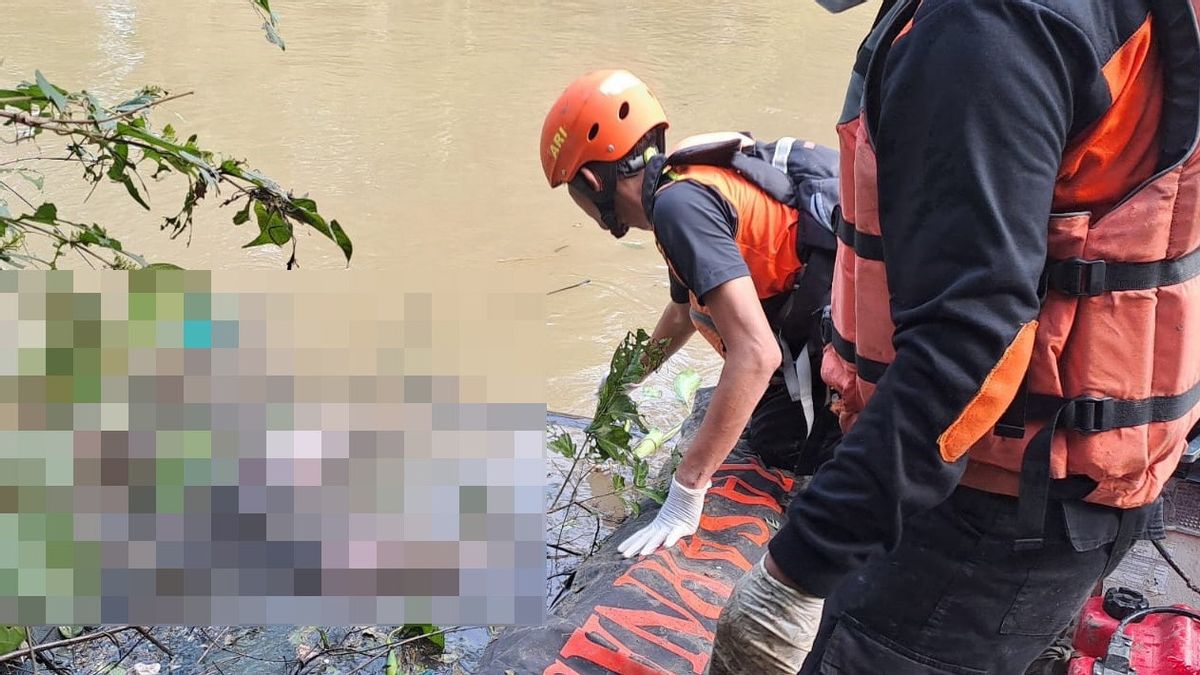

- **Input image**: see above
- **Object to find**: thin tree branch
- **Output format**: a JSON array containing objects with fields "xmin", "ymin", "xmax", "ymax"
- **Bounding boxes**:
[
  {"xmin": 0, "ymin": 627, "xmax": 135, "ymax": 665},
  {"xmin": 0, "ymin": 156, "xmax": 73, "ymax": 167},
  {"xmin": 36, "ymin": 91, "xmax": 194, "ymax": 126},
  {"xmin": 0, "ymin": 178, "xmax": 36, "ymax": 209},
  {"xmin": 132, "ymin": 627, "xmax": 171, "ymax": 658},
  {"xmin": 340, "ymin": 627, "xmax": 465, "ymax": 675},
  {"xmin": 85, "ymin": 632, "xmax": 144, "ymax": 675}
]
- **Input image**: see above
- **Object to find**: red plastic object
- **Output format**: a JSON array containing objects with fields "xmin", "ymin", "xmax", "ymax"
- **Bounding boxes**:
[{"xmin": 1068, "ymin": 596, "xmax": 1200, "ymax": 674}]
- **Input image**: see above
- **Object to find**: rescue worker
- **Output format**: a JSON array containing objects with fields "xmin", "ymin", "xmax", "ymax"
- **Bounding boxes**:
[
  {"xmin": 539, "ymin": 69, "xmax": 842, "ymax": 559},
  {"xmin": 706, "ymin": 0, "xmax": 1200, "ymax": 673}
]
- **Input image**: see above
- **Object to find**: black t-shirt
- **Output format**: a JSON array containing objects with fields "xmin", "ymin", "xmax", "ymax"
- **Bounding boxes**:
[{"xmin": 653, "ymin": 180, "xmax": 748, "ymax": 307}]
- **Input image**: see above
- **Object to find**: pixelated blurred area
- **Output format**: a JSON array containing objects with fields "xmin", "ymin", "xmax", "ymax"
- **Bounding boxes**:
[{"xmin": 0, "ymin": 270, "xmax": 546, "ymax": 674}]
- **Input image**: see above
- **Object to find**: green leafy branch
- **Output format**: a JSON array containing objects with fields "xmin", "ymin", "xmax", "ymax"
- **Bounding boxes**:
[
  {"xmin": 547, "ymin": 329, "xmax": 700, "ymax": 526},
  {"xmin": 0, "ymin": 71, "xmax": 351, "ymax": 270},
  {"xmin": 249, "ymin": 0, "xmax": 286, "ymax": 51}
]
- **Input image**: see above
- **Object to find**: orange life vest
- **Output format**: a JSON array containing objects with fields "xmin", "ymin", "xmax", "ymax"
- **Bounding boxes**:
[
  {"xmin": 645, "ymin": 133, "xmax": 840, "ymax": 358},
  {"xmin": 825, "ymin": 0, "xmax": 1200, "ymax": 511}
]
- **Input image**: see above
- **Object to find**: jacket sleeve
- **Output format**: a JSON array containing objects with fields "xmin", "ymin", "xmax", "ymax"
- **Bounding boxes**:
[{"xmin": 768, "ymin": 0, "xmax": 1107, "ymax": 596}]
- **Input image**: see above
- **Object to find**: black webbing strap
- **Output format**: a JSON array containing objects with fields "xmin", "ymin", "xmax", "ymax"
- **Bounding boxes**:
[
  {"xmin": 995, "ymin": 377, "xmax": 1030, "ymax": 439},
  {"xmin": 1043, "ymin": 245, "xmax": 1200, "ymax": 297},
  {"xmin": 1103, "ymin": 509, "xmax": 1142, "ymax": 577},
  {"xmin": 834, "ymin": 208, "xmax": 885, "ymax": 261},
  {"xmin": 1024, "ymin": 381, "xmax": 1200, "ymax": 434},
  {"xmin": 1014, "ymin": 401, "xmax": 1071, "ymax": 551},
  {"xmin": 1014, "ymin": 380, "xmax": 1200, "ymax": 551},
  {"xmin": 828, "ymin": 324, "xmax": 888, "ymax": 384}
]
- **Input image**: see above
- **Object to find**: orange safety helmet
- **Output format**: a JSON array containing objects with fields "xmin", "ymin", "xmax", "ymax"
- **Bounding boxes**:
[{"xmin": 540, "ymin": 69, "xmax": 669, "ymax": 188}]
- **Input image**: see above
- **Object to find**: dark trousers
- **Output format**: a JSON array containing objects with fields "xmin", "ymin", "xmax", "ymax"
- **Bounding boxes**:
[
  {"xmin": 798, "ymin": 486, "xmax": 1146, "ymax": 675},
  {"xmin": 746, "ymin": 373, "xmax": 840, "ymax": 476}
]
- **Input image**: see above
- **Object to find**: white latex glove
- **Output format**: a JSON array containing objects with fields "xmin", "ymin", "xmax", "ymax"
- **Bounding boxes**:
[
  {"xmin": 617, "ymin": 476, "xmax": 710, "ymax": 558},
  {"xmin": 705, "ymin": 554, "xmax": 825, "ymax": 675}
]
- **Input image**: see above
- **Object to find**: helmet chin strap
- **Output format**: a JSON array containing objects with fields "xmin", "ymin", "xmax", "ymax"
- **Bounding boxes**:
[
  {"xmin": 573, "ymin": 146, "xmax": 661, "ymax": 240},
  {"xmin": 641, "ymin": 152, "xmax": 670, "ymax": 222},
  {"xmin": 599, "ymin": 203, "xmax": 629, "ymax": 239}
]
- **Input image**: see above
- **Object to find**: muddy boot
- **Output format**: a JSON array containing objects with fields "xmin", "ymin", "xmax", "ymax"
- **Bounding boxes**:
[{"xmin": 1023, "ymin": 628, "xmax": 1074, "ymax": 675}]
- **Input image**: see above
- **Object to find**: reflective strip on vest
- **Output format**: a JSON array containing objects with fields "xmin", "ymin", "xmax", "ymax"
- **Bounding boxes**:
[{"xmin": 772, "ymin": 137, "xmax": 796, "ymax": 172}]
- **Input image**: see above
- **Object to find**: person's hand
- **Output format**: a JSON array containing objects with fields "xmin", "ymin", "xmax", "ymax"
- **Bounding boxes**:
[
  {"xmin": 617, "ymin": 476, "xmax": 710, "ymax": 558},
  {"xmin": 704, "ymin": 553, "xmax": 825, "ymax": 675}
]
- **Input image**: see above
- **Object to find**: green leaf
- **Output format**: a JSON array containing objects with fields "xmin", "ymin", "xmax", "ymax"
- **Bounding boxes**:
[
  {"xmin": 233, "ymin": 200, "xmax": 252, "ymax": 225},
  {"xmin": 219, "ymin": 159, "xmax": 245, "ymax": 179},
  {"xmin": 57, "ymin": 626, "xmax": 79, "ymax": 639},
  {"xmin": 329, "ymin": 219, "xmax": 353, "ymax": 263},
  {"xmin": 0, "ymin": 625, "xmax": 26, "ymax": 654},
  {"xmin": 0, "ymin": 88, "xmax": 35, "ymax": 112},
  {"xmin": 30, "ymin": 203, "xmax": 58, "ymax": 224},
  {"xmin": 143, "ymin": 262, "xmax": 184, "ymax": 270},
  {"xmin": 386, "ymin": 649, "xmax": 399, "ymax": 675},
  {"xmin": 106, "ymin": 143, "xmax": 132, "ymax": 193},
  {"xmin": 635, "ymin": 487, "xmax": 667, "ymax": 505},
  {"xmin": 611, "ymin": 474, "xmax": 625, "ymax": 492},
  {"xmin": 548, "ymin": 433, "xmax": 576, "ymax": 459},
  {"xmin": 121, "ymin": 176, "xmax": 150, "ymax": 210},
  {"xmin": 113, "ymin": 92, "xmax": 156, "ymax": 113},
  {"xmin": 76, "ymin": 224, "xmax": 117, "ymax": 249},
  {"xmin": 24, "ymin": 171, "xmax": 43, "ymax": 191},
  {"xmin": 84, "ymin": 91, "xmax": 117, "ymax": 132},
  {"xmin": 290, "ymin": 197, "xmax": 332, "ymax": 238},
  {"xmin": 318, "ymin": 628, "xmax": 330, "ymax": 650},
  {"xmin": 673, "ymin": 369, "xmax": 702, "ymax": 406},
  {"xmin": 115, "ymin": 122, "xmax": 181, "ymax": 154},
  {"xmin": 35, "ymin": 71, "xmax": 68, "ymax": 113},
  {"xmin": 594, "ymin": 432, "xmax": 630, "ymax": 462},
  {"xmin": 244, "ymin": 202, "xmax": 291, "ymax": 248},
  {"xmin": 263, "ymin": 21, "xmax": 286, "ymax": 50},
  {"xmin": 0, "ymin": 168, "xmax": 45, "ymax": 191},
  {"xmin": 633, "ymin": 458, "xmax": 649, "ymax": 487},
  {"xmin": 424, "ymin": 627, "xmax": 445, "ymax": 650}
]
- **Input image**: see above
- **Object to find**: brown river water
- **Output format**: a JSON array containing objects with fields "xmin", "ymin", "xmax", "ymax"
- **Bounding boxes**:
[
  {"xmin": 2, "ymin": 1, "xmax": 874, "ymax": 671},
  {"xmin": 2, "ymin": 0, "xmax": 873, "ymax": 414}
]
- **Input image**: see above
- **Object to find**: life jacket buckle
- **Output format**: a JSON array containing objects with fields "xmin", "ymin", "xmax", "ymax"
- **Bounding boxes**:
[
  {"xmin": 1065, "ymin": 396, "xmax": 1117, "ymax": 433},
  {"xmin": 819, "ymin": 305, "xmax": 833, "ymax": 346},
  {"xmin": 1053, "ymin": 258, "xmax": 1108, "ymax": 297}
]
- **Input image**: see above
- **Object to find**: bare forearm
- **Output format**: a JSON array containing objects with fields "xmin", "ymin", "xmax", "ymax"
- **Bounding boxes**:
[
  {"xmin": 675, "ymin": 349, "xmax": 775, "ymax": 488},
  {"xmin": 644, "ymin": 302, "xmax": 695, "ymax": 375}
]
